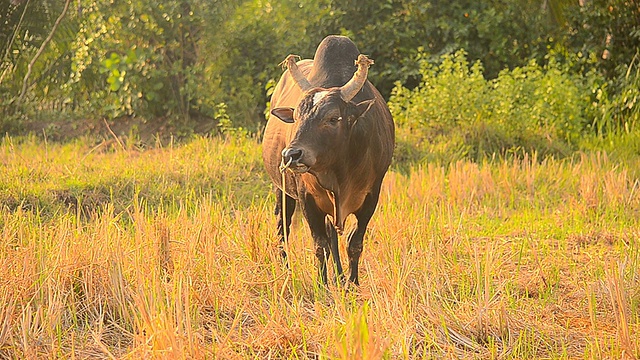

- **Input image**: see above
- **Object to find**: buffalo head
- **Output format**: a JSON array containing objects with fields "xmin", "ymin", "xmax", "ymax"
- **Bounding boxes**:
[{"xmin": 271, "ymin": 55, "xmax": 375, "ymax": 174}]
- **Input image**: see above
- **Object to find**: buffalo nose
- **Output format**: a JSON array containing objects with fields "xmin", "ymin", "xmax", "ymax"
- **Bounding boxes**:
[{"xmin": 282, "ymin": 148, "xmax": 303, "ymax": 165}]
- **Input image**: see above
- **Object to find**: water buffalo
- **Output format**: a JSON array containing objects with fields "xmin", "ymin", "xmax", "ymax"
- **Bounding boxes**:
[{"xmin": 262, "ymin": 35, "xmax": 395, "ymax": 285}]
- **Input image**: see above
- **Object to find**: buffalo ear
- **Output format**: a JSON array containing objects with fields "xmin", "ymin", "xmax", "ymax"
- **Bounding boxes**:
[
  {"xmin": 271, "ymin": 107, "xmax": 295, "ymax": 123},
  {"xmin": 349, "ymin": 99, "xmax": 375, "ymax": 126}
]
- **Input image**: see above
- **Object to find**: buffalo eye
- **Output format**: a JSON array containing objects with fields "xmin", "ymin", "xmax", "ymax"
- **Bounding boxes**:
[{"xmin": 326, "ymin": 116, "xmax": 342, "ymax": 126}]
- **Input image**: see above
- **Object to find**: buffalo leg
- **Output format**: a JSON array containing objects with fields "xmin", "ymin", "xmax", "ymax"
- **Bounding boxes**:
[
  {"xmin": 325, "ymin": 218, "xmax": 344, "ymax": 284},
  {"xmin": 299, "ymin": 194, "xmax": 331, "ymax": 285},
  {"xmin": 347, "ymin": 179, "xmax": 383, "ymax": 285},
  {"xmin": 275, "ymin": 188, "xmax": 296, "ymax": 266}
]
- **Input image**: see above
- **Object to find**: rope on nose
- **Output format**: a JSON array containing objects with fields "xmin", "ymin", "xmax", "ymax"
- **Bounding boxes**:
[{"xmin": 279, "ymin": 156, "xmax": 293, "ymax": 174}]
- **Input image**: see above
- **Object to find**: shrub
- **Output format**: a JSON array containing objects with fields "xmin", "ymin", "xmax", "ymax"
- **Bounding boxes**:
[{"xmin": 389, "ymin": 50, "xmax": 592, "ymax": 163}]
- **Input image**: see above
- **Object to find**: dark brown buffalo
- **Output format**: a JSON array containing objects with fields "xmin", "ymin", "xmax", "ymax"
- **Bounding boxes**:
[{"xmin": 262, "ymin": 35, "xmax": 395, "ymax": 285}]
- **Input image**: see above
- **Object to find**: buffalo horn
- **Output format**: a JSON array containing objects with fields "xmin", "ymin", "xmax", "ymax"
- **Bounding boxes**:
[
  {"xmin": 281, "ymin": 54, "xmax": 313, "ymax": 92},
  {"xmin": 339, "ymin": 54, "xmax": 374, "ymax": 102}
]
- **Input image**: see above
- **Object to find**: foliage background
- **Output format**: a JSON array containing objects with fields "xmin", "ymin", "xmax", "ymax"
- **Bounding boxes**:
[{"xmin": 0, "ymin": 0, "xmax": 639, "ymax": 159}]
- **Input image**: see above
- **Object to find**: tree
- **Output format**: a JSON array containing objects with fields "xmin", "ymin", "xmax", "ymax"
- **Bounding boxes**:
[
  {"xmin": 16, "ymin": 0, "xmax": 71, "ymax": 106},
  {"xmin": 566, "ymin": 0, "xmax": 640, "ymax": 78},
  {"xmin": 1, "ymin": 0, "xmax": 78, "ymax": 115}
]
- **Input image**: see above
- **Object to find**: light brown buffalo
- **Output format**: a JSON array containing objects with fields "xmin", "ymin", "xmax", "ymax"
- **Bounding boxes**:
[{"xmin": 262, "ymin": 35, "xmax": 395, "ymax": 285}]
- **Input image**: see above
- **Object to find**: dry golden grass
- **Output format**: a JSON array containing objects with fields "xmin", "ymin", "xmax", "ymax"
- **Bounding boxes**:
[{"xmin": 0, "ymin": 136, "xmax": 639, "ymax": 358}]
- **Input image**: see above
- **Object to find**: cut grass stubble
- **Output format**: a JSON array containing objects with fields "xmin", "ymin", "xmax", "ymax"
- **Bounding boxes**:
[{"xmin": 0, "ymin": 136, "xmax": 639, "ymax": 358}]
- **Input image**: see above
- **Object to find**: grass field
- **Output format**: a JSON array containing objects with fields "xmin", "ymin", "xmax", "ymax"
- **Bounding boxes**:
[{"xmin": 0, "ymin": 135, "xmax": 639, "ymax": 359}]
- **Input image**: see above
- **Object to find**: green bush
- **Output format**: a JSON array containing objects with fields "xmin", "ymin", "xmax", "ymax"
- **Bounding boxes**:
[{"xmin": 390, "ymin": 50, "xmax": 592, "ymax": 163}]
